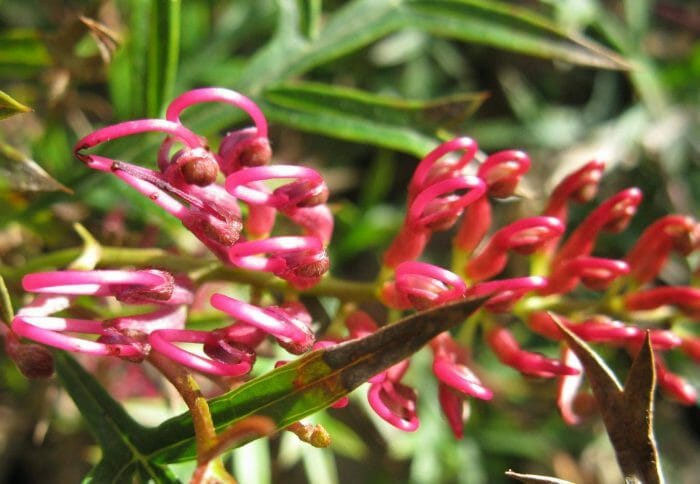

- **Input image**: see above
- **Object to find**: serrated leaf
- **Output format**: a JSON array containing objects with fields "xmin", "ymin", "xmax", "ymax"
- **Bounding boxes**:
[
  {"xmin": 54, "ymin": 353, "xmax": 177, "ymax": 483},
  {"xmin": 0, "ymin": 141, "xmax": 71, "ymax": 193},
  {"xmin": 147, "ymin": 297, "xmax": 485, "ymax": 464},
  {"xmin": 0, "ymin": 90, "xmax": 31, "ymax": 119},
  {"xmin": 552, "ymin": 316, "xmax": 663, "ymax": 484},
  {"xmin": 263, "ymin": 82, "xmax": 487, "ymax": 155}
]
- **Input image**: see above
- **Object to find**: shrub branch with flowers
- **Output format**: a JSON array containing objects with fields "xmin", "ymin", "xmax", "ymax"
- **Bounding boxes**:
[{"xmin": 1, "ymin": 83, "xmax": 698, "ymax": 482}]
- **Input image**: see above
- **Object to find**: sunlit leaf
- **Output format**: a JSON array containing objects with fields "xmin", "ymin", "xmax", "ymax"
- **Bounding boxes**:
[
  {"xmin": 0, "ymin": 141, "xmax": 71, "ymax": 193},
  {"xmin": 0, "ymin": 90, "xmax": 31, "ymax": 119},
  {"xmin": 552, "ymin": 316, "xmax": 663, "ymax": 484}
]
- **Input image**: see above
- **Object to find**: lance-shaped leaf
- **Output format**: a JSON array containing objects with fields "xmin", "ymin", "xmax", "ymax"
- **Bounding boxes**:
[
  {"xmin": 54, "ymin": 353, "xmax": 177, "ymax": 483},
  {"xmin": 0, "ymin": 141, "xmax": 71, "ymax": 193},
  {"xmin": 0, "ymin": 275, "xmax": 14, "ymax": 325},
  {"xmin": 0, "ymin": 90, "xmax": 31, "ymax": 119},
  {"xmin": 147, "ymin": 297, "xmax": 486, "ymax": 463},
  {"xmin": 263, "ymin": 82, "xmax": 487, "ymax": 156},
  {"xmin": 551, "ymin": 315, "xmax": 663, "ymax": 484}
]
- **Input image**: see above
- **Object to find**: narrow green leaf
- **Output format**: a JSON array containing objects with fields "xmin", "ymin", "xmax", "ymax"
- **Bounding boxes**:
[
  {"xmin": 0, "ymin": 29, "xmax": 51, "ymax": 77},
  {"xmin": 0, "ymin": 90, "xmax": 31, "ymax": 119},
  {"xmin": 298, "ymin": 0, "xmax": 322, "ymax": 40},
  {"xmin": 54, "ymin": 353, "xmax": 177, "ymax": 484},
  {"xmin": 0, "ymin": 275, "xmax": 14, "ymax": 325},
  {"xmin": 147, "ymin": 297, "xmax": 485, "ymax": 463},
  {"xmin": 0, "ymin": 141, "xmax": 71, "ymax": 193},
  {"xmin": 147, "ymin": 0, "xmax": 181, "ymax": 116},
  {"xmin": 552, "ymin": 317, "xmax": 663, "ymax": 483}
]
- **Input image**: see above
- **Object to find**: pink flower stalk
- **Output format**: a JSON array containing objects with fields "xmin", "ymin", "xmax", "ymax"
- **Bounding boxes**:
[
  {"xmin": 625, "ymin": 215, "xmax": 698, "ymax": 285},
  {"xmin": 624, "ymin": 286, "xmax": 700, "ymax": 317},
  {"xmin": 477, "ymin": 149, "xmax": 531, "ymax": 198},
  {"xmin": 485, "ymin": 326, "xmax": 579, "ymax": 378},
  {"xmin": 453, "ymin": 194, "xmax": 491, "ymax": 255},
  {"xmin": 465, "ymin": 276, "xmax": 547, "ymax": 312},
  {"xmin": 552, "ymin": 188, "xmax": 642, "ymax": 267},
  {"xmin": 541, "ymin": 256, "xmax": 629, "ymax": 295},
  {"xmin": 367, "ymin": 360, "xmax": 420, "ymax": 432},
  {"xmin": 382, "ymin": 261, "xmax": 467, "ymax": 310},
  {"xmin": 466, "ymin": 217, "xmax": 564, "ymax": 281},
  {"xmin": 227, "ymin": 236, "xmax": 329, "ymax": 289},
  {"xmin": 163, "ymin": 87, "xmax": 270, "ymax": 174},
  {"xmin": 225, "ymin": 165, "xmax": 328, "ymax": 211},
  {"xmin": 210, "ymin": 294, "xmax": 314, "ymax": 354},
  {"xmin": 408, "ymin": 137, "xmax": 478, "ymax": 200}
]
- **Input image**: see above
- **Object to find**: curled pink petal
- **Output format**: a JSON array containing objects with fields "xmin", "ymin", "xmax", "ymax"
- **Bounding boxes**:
[
  {"xmin": 367, "ymin": 379, "xmax": 420, "ymax": 432},
  {"xmin": 465, "ymin": 276, "xmax": 546, "ymax": 312},
  {"xmin": 625, "ymin": 286, "xmax": 700, "ymax": 316},
  {"xmin": 477, "ymin": 149, "xmax": 530, "ymax": 198},
  {"xmin": 218, "ymin": 127, "xmax": 272, "ymax": 173},
  {"xmin": 542, "ymin": 256, "xmax": 629, "ymax": 295},
  {"xmin": 438, "ymin": 383, "xmax": 469, "ymax": 439},
  {"xmin": 467, "ymin": 217, "xmax": 563, "ymax": 281},
  {"xmin": 285, "ymin": 205, "xmax": 334, "ymax": 245},
  {"xmin": 409, "ymin": 137, "xmax": 478, "ymax": 199},
  {"xmin": 210, "ymin": 294, "xmax": 314, "ymax": 354},
  {"xmin": 149, "ymin": 329, "xmax": 252, "ymax": 376},
  {"xmin": 544, "ymin": 160, "xmax": 605, "ymax": 223},
  {"xmin": 432, "ymin": 357, "xmax": 492, "ymax": 400},
  {"xmin": 557, "ymin": 346, "xmax": 585, "ymax": 425},
  {"xmin": 486, "ymin": 326, "xmax": 579, "ymax": 378},
  {"xmin": 107, "ymin": 305, "xmax": 188, "ymax": 334},
  {"xmin": 407, "ymin": 176, "xmax": 486, "ymax": 231},
  {"xmin": 394, "ymin": 261, "xmax": 467, "ymax": 309},
  {"xmin": 24, "ymin": 270, "xmax": 170, "ymax": 297},
  {"xmin": 225, "ymin": 165, "xmax": 328, "ymax": 210},
  {"xmin": 655, "ymin": 357, "xmax": 697, "ymax": 405}
]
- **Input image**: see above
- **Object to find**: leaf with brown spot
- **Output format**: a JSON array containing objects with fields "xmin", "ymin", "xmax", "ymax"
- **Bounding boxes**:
[
  {"xmin": 550, "ymin": 314, "xmax": 663, "ymax": 484},
  {"xmin": 0, "ymin": 141, "xmax": 71, "ymax": 193}
]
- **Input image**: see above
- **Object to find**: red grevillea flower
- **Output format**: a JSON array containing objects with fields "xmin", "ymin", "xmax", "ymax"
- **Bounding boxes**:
[
  {"xmin": 541, "ymin": 256, "xmax": 629, "ymax": 295},
  {"xmin": 408, "ymin": 137, "xmax": 478, "ymax": 199},
  {"xmin": 381, "ymin": 261, "xmax": 467, "ymax": 310},
  {"xmin": 544, "ymin": 160, "xmax": 605, "ymax": 223},
  {"xmin": 465, "ymin": 276, "xmax": 546, "ymax": 312},
  {"xmin": 477, "ymin": 149, "xmax": 531, "ymax": 198},
  {"xmin": 367, "ymin": 360, "xmax": 420, "ymax": 432},
  {"xmin": 624, "ymin": 286, "xmax": 700, "ymax": 318}
]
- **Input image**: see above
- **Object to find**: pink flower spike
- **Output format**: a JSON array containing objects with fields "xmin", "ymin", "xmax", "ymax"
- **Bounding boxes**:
[
  {"xmin": 74, "ymin": 119, "xmax": 202, "ymax": 162},
  {"xmin": 407, "ymin": 175, "xmax": 486, "ymax": 231},
  {"xmin": 467, "ymin": 216, "xmax": 563, "ymax": 282},
  {"xmin": 486, "ymin": 326, "xmax": 579, "ymax": 378},
  {"xmin": 625, "ymin": 215, "xmax": 698, "ymax": 285},
  {"xmin": 553, "ymin": 188, "xmax": 643, "ymax": 267},
  {"xmin": 165, "ymin": 87, "xmax": 268, "ymax": 139},
  {"xmin": 210, "ymin": 294, "xmax": 314, "ymax": 354},
  {"xmin": 409, "ymin": 137, "xmax": 478, "ymax": 199},
  {"xmin": 557, "ymin": 346, "xmax": 585, "ymax": 425},
  {"xmin": 12, "ymin": 315, "xmax": 143, "ymax": 358},
  {"xmin": 367, "ymin": 379, "xmax": 420, "ymax": 432},
  {"xmin": 225, "ymin": 165, "xmax": 328, "ymax": 211},
  {"xmin": 542, "ymin": 256, "xmax": 629, "ymax": 295},
  {"xmin": 149, "ymin": 329, "xmax": 252, "ymax": 377},
  {"xmin": 438, "ymin": 384, "xmax": 470, "ymax": 439},
  {"xmin": 466, "ymin": 276, "xmax": 546, "ymax": 312},
  {"xmin": 394, "ymin": 261, "xmax": 467, "ymax": 310},
  {"xmin": 625, "ymin": 286, "xmax": 700, "ymax": 316},
  {"xmin": 477, "ymin": 149, "xmax": 530, "ymax": 198},
  {"xmin": 544, "ymin": 160, "xmax": 605, "ymax": 223}
]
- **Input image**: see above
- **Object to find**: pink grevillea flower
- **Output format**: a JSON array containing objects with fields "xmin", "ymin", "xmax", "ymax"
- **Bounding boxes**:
[
  {"xmin": 381, "ymin": 261, "xmax": 467, "ymax": 310},
  {"xmin": 367, "ymin": 359, "xmax": 420, "ymax": 432},
  {"xmin": 477, "ymin": 149, "xmax": 531, "ymax": 198},
  {"xmin": 556, "ymin": 347, "xmax": 586, "ymax": 425},
  {"xmin": 544, "ymin": 160, "xmax": 605, "ymax": 223},
  {"xmin": 465, "ymin": 276, "xmax": 547, "ymax": 312},
  {"xmin": 541, "ymin": 256, "xmax": 629, "ymax": 295},
  {"xmin": 466, "ymin": 216, "xmax": 564, "ymax": 282},
  {"xmin": 225, "ymin": 165, "xmax": 328, "ymax": 211},
  {"xmin": 681, "ymin": 336, "xmax": 700, "ymax": 363},
  {"xmin": 408, "ymin": 137, "xmax": 478, "ymax": 200},
  {"xmin": 552, "ymin": 188, "xmax": 642, "ymax": 267},
  {"xmin": 384, "ymin": 176, "xmax": 485, "ymax": 268},
  {"xmin": 431, "ymin": 334, "xmax": 492, "ymax": 438},
  {"xmin": 210, "ymin": 294, "xmax": 314, "ymax": 354},
  {"xmin": 654, "ymin": 356, "xmax": 697, "ymax": 405},
  {"xmin": 625, "ymin": 286, "xmax": 700, "ymax": 318},
  {"xmin": 625, "ymin": 215, "xmax": 698, "ymax": 285},
  {"xmin": 485, "ymin": 326, "xmax": 579, "ymax": 378},
  {"xmin": 527, "ymin": 312, "xmax": 681, "ymax": 351},
  {"xmin": 228, "ymin": 236, "xmax": 329, "ymax": 289},
  {"xmin": 162, "ymin": 87, "xmax": 271, "ymax": 174}
]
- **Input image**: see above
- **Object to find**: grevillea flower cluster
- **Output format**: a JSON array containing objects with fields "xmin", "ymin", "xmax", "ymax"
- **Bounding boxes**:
[{"xmin": 5, "ymin": 88, "xmax": 699, "ymax": 442}]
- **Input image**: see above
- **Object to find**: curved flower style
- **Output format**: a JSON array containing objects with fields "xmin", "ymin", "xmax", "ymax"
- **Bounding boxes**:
[{"xmin": 381, "ymin": 261, "xmax": 467, "ymax": 310}]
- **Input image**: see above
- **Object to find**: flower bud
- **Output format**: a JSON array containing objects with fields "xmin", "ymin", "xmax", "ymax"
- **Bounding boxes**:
[
  {"xmin": 173, "ymin": 148, "xmax": 219, "ymax": 186},
  {"xmin": 477, "ymin": 149, "xmax": 530, "ymax": 198},
  {"xmin": 11, "ymin": 343, "xmax": 55, "ymax": 379}
]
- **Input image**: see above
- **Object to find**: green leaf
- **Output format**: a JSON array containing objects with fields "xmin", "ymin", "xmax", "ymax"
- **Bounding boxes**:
[
  {"xmin": 54, "ymin": 353, "xmax": 177, "ymax": 483},
  {"xmin": 263, "ymin": 81, "xmax": 487, "ymax": 156},
  {"xmin": 0, "ymin": 141, "xmax": 71, "ymax": 193},
  {"xmin": 552, "ymin": 316, "xmax": 664, "ymax": 483},
  {"xmin": 147, "ymin": 297, "xmax": 485, "ymax": 464},
  {"xmin": 0, "ymin": 29, "xmax": 51, "ymax": 77},
  {"xmin": 0, "ymin": 90, "xmax": 31, "ymax": 119},
  {"xmin": 0, "ymin": 275, "xmax": 14, "ymax": 325},
  {"xmin": 147, "ymin": 0, "xmax": 181, "ymax": 116}
]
